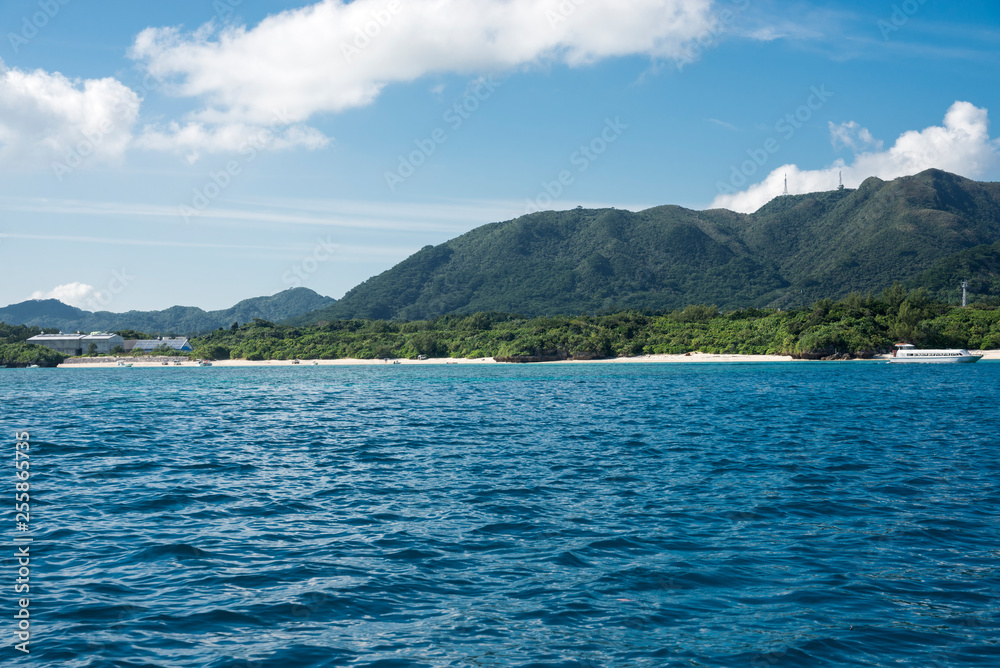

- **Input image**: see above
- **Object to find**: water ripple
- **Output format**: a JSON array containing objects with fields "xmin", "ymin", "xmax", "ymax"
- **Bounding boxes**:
[{"xmin": 2, "ymin": 363, "xmax": 999, "ymax": 666}]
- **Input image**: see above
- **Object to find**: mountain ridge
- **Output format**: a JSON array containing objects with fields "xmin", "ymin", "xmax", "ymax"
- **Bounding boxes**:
[
  {"xmin": 8, "ymin": 169, "xmax": 1000, "ymax": 332},
  {"xmin": 0, "ymin": 288, "xmax": 335, "ymax": 335},
  {"xmin": 292, "ymin": 169, "xmax": 1000, "ymax": 323}
]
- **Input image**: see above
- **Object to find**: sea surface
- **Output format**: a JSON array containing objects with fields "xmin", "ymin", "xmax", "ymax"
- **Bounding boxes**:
[{"xmin": 2, "ymin": 362, "xmax": 999, "ymax": 667}]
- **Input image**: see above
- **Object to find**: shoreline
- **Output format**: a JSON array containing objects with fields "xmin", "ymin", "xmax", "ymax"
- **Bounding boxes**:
[{"xmin": 53, "ymin": 350, "xmax": 1000, "ymax": 368}]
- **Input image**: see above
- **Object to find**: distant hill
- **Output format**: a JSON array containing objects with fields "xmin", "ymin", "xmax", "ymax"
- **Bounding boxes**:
[
  {"xmin": 0, "ymin": 288, "xmax": 335, "ymax": 335},
  {"xmin": 290, "ymin": 169, "xmax": 1000, "ymax": 323}
]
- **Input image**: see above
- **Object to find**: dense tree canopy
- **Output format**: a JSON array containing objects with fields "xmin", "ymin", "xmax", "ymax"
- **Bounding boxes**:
[{"xmin": 189, "ymin": 286, "xmax": 1000, "ymax": 362}]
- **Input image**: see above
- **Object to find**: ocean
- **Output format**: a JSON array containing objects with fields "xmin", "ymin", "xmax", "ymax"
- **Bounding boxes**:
[{"xmin": 3, "ymin": 362, "xmax": 999, "ymax": 667}]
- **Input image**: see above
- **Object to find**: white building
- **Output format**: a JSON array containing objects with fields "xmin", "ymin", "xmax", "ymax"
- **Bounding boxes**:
[
  {"xmin": 27, "ymin": 332, "xmax": 125, "ymax": 356},
  {"xmin": 26, "ymin": 334, "xmax": 84, "ymax": 356},
  {"xmin": 82, "ymin": 333, "xmax": 126, "ymax": 354}
]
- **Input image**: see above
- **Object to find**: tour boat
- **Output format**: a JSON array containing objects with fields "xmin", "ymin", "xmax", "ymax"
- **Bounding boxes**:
[{"xmin": 888, "ymin": 343, "xmax": 982, "ymax": 364}]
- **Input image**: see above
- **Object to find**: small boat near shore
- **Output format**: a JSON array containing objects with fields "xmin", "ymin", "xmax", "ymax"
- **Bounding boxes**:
[{"xmin": 888, "ymin": 343, "xmax": 982, "ymax": 364}]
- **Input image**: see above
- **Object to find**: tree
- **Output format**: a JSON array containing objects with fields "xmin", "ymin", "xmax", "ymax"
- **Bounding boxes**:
[
  {"xmin": 87, "ymin": 343, "xmax": 98, "ymax": 356},
  {"xmin": 114, "ymin": 330, "xmax": 153, "ymax": 340}
]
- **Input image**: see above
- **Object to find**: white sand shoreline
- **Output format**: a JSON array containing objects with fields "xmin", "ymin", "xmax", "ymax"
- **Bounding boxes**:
[{"xmin": 54, "ymin": 350, "xmax": 1000, "ymax": 368}]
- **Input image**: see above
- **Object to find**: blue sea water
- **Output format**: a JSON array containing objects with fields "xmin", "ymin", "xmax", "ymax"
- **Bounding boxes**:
[{"xmin": 2, "ymin": 362, "xmax": 999, "ymax": 667}]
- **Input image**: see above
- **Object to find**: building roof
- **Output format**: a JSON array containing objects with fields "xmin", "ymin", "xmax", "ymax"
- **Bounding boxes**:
[
  {"xmin": 27, "ymin": 334, "xmax": 85, "ymax": 341},
  {"xmin": 131, "ymin": 338, "xmax": 193, "ymax": 351},
  {"xmin": 82, "ymin": 333, "xmax": 123, "ymax": 341}
]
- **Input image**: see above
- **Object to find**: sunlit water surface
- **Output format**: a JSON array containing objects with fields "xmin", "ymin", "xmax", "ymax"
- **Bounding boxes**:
[{"xmin": 2, "ymin": 362, "xmax": 999, "ymax": 667}]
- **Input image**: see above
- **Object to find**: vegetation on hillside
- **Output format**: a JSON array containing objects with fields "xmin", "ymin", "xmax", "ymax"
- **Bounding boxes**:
[
  {"xmin": 0, "ymin": 322, "xmax": 65, "ymax": 367},
  {"xmin": 0, "ymin": 323, "xmax": 57, "ymax": 344},
  {"xmin": 910, "ymin": 241, "xmax": 1000, "ymax": 303},
  {"xmin": 0, "ymin": 344, "xmax": 67, "ymax": 367},
  {"xmin": 188, "ymin": 286, "xmax": 1000, "ymax": 362},
  {"xmin": 294, "ymin": 170, "xmax": 1000, "ymax": 323}
]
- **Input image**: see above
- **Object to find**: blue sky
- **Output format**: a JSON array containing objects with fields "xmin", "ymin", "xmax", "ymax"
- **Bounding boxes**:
[{"xmin": 1, "ymin": 0, "xmax": 999, "ymax": 312}]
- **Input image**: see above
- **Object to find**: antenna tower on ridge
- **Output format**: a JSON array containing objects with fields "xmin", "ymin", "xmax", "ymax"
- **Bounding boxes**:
[
  {"xmin": 962, "ymin": 279, "xmax": 968, "ymax": 307},
  {"xmin": 783, "ymin": 174, "xmax": 789, "ymax": 196},
  {"xmin": 838, "ymin": 170, "xmax": 844, "ymax": 191}
]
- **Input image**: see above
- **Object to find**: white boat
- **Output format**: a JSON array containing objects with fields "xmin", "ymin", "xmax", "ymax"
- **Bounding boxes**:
[
  {"xmin": 197, "ymin": 360, "xmax": 213, "ymax": 367},
  {"xmin": 888, "ymin": 343, "xmax": 982, "ymax": 364},
  {"xmin": 116, "ymin": 360, "xmax": 133, "ymax": 367}
]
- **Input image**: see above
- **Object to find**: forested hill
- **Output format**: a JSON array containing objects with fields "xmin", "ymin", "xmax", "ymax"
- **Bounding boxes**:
[
  {"xmin": 292, "ymin": 169, "xmax": 1000, "ymax": 323},
  {"xmin": 0, "ymin": 288, "xmax": 335, "ymax": 334}
]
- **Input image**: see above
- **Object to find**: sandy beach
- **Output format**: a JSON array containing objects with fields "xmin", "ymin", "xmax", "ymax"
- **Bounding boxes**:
[
  {"xmin": 52, "ymin": 349, "xmax": 997, "ymax": 368},
  {"xmin": 53, "ymin": 349, "xmax": 1000, "ymax": 368}
]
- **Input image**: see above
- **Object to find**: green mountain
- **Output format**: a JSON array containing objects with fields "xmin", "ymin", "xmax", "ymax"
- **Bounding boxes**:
[
  {"xmin": 909, "ymin": 241, "xmax": 1000, "ymax": 303},
  {"xmin": 0, "ymin": 288, "xmax": 335, "ymax": 335},
  {"xmin": 292, "ymin": 169, "xmax": 1000, "ymax": 323}
]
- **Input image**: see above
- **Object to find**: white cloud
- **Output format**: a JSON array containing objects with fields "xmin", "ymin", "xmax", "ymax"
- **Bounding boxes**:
[
  {"xmin": 0, "ymin": 59, "xmax": 139, "ymax": 170},
  {"xmin": 31, "ymin": 283, "xmax": 103, "ymax": 309},
  {"xmin": 706, "ymin": 118, "xmax": 739, "ymax": 131},
  {"xmin": 829, "ymin": 120, "xmax": 883, "ymax": 152},
  {"xmin": 711, "ymin": 101, "xmax": 1000, "ymax": 213},
  {"xmin": 135, "ymin": 120, "xmax": 331, "ymax": 163},
  {"xmin": 0, "ymin": 59, "xmax": 329, "ymax": 166},
  {"xmin": 128, "ymin": 0, "xmax": 716, "ymax": 125}
]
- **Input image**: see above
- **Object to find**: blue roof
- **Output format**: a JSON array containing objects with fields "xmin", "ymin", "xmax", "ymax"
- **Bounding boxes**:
[{"xmin": 132, "ymin": 339, "xmax": 193, "ymax": 352}]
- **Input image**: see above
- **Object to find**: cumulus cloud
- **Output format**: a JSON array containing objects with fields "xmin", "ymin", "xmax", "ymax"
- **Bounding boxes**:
[
  {"xmin": 0, "ymin": 59, "xmax": 139, "ymax": 170},
  {"xmin": 31, "ymin": 283, "xmax": 104, "ymax": 309},
  {"xmin": 0, "ymin": 58, "xmax": 329, "ymax": 165},
  {"xmin": 128, "ymin": 0, "xmax": 715, "ymax": 125},
  {"xmin": 711, "ymin": 101, "xmax": 1000, "ymax": 214}
]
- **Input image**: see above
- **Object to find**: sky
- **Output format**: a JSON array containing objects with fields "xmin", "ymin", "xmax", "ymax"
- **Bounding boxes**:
[{"xmin": 1, "ymin": 0, "xmax": 999, "ymax": 312}]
